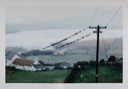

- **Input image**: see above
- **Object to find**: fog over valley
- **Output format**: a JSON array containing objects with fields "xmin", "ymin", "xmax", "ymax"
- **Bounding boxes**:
[{"xmin": 6, "ymin": 29, "xmax": 122, "ymax": 50}]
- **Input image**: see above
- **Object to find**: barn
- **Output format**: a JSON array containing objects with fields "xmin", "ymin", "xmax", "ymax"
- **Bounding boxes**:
[
  {"xmin": 58, "ymin": 52, "xmax": 64, "ymax": 55},
  {"xmin": 53, "ymin": 52, "xmax": 58, "ymax": 56},
  {"xmin": 6, "ymin": 54, "xmax": 20, "ymax": 67},
  {"xmin": 53, "ymin": 51, "xmax": 66, "ymax": 56}
]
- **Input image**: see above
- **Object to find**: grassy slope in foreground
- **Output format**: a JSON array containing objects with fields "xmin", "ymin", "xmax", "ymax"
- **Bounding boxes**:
[
  {"xmin": 6, "ymin": 69, "xmax": 71, "ymax": 83},
  {"xmin": 6, "ymin": 66, "xmax": 122, "ymax": 83},
  {"xmin": 74, "ymin": 66, "xmax": 122, "ymax": 83}
]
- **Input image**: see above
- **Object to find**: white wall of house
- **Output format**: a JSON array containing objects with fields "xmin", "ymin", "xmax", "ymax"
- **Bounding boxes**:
[
  {"xmin": 6, "ymin": 60, "xmax": 14, "ymax": 67},
  {"xmin": 12, "ymin": 54, "xmax": 20, "ymax": 61},
  {"xmin": 15, "ymin": 65, "xmax": 23, "ymax": 70},
  {"xmin": 24, "ymin": 65, "xmax": 36, "ymax": 71},
  {"xmin": 14, "ymin": 64, "xmax": 36, "ymax": 71},
  {"xmin": 6, "ymin": 54, "xmax": 20, "ymax": 67},
  {"xmin": 6, "ymin": 60, "xmax": 12, "ymax": 66},
  {"xmin": 61, "ymin": 66, "xmax": 68, "ymax": 69},
  {"xmin": 31, "ymin": 66, "xmax": 37, "ymax": 71},
  {"xmin": 11, "ymin": 64, "xmax": 16, "ymax": 67}
]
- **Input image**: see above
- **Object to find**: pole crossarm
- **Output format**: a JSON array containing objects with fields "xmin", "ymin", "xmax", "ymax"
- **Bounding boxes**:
[
  {"xmin": 93, "ymin": 31, "xmax": 102, "ymax": 33},
  {"xmin": 89, "ymin": 26, "xmax": 97, "ymax": 29},
  {"xmin": 89, "ymin": 26, "xmax": 107, "ymax": 29}
]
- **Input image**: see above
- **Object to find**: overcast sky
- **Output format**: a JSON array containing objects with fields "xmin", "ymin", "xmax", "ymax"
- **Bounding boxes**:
[
  {"xmin": 5, "ymin": 5, "xmax": 123, "ymax": 50},
  {"xmin": 6, "ymin": 6, "xmax": 123, "ymax": 32}
]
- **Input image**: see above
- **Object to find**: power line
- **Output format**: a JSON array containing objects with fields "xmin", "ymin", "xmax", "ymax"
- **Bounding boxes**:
[
  {"xmin": 43, "ymin": 6, "xmax": 99, "ymax": 50},
  {"xmin": 101, "ymin": 33, "xmax": 108, "ymax": 59},
  {"xmin": 106, "ymin": 6, "xmax": 122, "ymax": 27},
  {"xmin": 90, "ymin": 6, "xmax": 99, "ymax": 26},
  {"xmin": 56, "ymin": 32, "xmax": 92, "ymax": 49},
  {"xmin": 42, "ymin": 28, "xmax": 88, "ymax": 49}
]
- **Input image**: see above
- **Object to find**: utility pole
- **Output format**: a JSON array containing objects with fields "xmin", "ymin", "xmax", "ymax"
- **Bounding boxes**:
[{"xmin": 89, "ymin": 25, "xmax": 106, "ymax": 83}]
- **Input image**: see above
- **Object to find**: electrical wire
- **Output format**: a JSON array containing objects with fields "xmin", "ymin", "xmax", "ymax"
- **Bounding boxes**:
[
  {"xmin": 101, "ymin": 33, "xmax": 108, "ymax": 59},
  {"xmin": 43, "ymin": 6, "xmax": 100, "ymax": 50},
  {"xmin": 106, "ymin": 6, "xmax": 122, "ymax": 27},
  {"xmin": 90, "ymin": 6, "xmax": 99, "ymax": 26},
  {"xmin": 42, "ymin": 28, "xmax": 89, "ymax": 49},
  {"xmin": 56, "ymin": 32, "xmax": 92, "ymax": 49}
]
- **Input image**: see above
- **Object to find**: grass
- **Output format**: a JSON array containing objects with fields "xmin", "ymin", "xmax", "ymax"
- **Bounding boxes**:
[
  {"xmin": 98, "ymin": 66, "xmax": 122, "ymax": 83},
  {"xmin": 6, "ymin": 66, "xmax": 122, "ymax": 83},
  {"xmin": 6, "ymin": 67, "xmax": 17, "ymax": 78},
  {"xmin": 6, "ymin": 53, "xmax": 123, "ymax": 83},
  {"xmin": 73, "ymin": 66, "xmax": 122, "ymax": 83},
  {"xmin": 6, "ymin": 69, "xmax": 71, "ymax": 83}
]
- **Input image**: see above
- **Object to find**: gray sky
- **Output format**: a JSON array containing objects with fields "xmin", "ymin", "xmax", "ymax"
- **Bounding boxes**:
[{"xmin": 6, "ymin": 6, "xmax": 123, "ymax": 32}]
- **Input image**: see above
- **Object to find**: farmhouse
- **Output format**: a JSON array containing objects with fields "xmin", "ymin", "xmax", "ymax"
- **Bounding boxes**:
[
  {"xmin": 55, "ymin": 61, "xmax": 74, "ymax": 69},
  {"xmin": 6, "ymin": 54, "xmax": 20, "ymax": 67},
  {"xmin": 12, "ymin": 58, "xmax": 45, "ymax": 71}
]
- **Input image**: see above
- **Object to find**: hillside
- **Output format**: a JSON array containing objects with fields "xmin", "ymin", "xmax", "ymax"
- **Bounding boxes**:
[
  {"xmin": 107, "ymin": 37, "xmax": 123, "ymax": 54},
  {"xmin": 5, "ymin": 37, "xmax": 123, "ymax": 56},
  {"xmin": 67, "ymin": 37, "xmax": 122, "ymax": 55}
]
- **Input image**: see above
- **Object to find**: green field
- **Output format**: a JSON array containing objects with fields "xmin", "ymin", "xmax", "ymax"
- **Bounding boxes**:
[
  {"xmin": 6, "ymin": 65, "xmax": 122, "ymax": 83},
  {"xmin": 6, "ymin": 69, "xmax": 71, "ymax": 83},
  {"xmin": 74, "ymin": 66, "xmax": 122, "ymax": 83},
  {"xmin": 25, "ymin": 54, "xmax": 123, "ymax": 64}
]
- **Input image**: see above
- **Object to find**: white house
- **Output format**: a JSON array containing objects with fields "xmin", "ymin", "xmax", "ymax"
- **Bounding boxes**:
[
  {"xmin": 57, "ymin": 61, "xmax": 74, "ymax": 69},
  {"xmin": 12, "ymin": 58, "xmax": 45, "ymax": 71},
  {"xmin": 6, "ymin": 54, "xmax": 20, "ymax": 67}
]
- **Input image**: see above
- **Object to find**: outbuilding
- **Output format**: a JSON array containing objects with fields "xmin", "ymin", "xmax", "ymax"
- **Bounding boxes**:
[
  {"xmin": 33, "ymin": 63, "xmax": 45, "ymax": 71},
  {"xmin": 53, "ymin": 51, "xmax": 66, "ymax": 56},
  {"xmin": 58, "ymin": 52, "xmax": 64, "ymax": 55},
  {"xmin": 53, "ymin": 52, "xmax": 58, "ymax": 56},
  {"xmin": 55, "ymin": 61, "xmax": 74, "ymax": 69}
]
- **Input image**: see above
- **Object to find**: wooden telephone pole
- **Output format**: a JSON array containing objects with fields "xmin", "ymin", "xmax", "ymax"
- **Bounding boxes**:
[{"xmin": 89, "ymin": 25, "xmax": 106, "ymax": 83}]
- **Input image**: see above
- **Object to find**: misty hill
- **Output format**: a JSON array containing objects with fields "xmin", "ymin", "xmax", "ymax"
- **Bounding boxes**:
[
  {"xmin": 5, "ymin": 37, "xmax": 123, "ymax": 56},
  {"xmin": 108, "ymin": 37, "xmax": 123, "ymax": 54},
  {"xmin": 66, "ymin": 37, "xmax": 123, "ymax": 55},
  {"xmin": 6, "ymin": 47, "xmax": 26, "ymax": 55},
  {"xmin": 113, "ymin": 37, "xmax": 123, "ymax": 43}
]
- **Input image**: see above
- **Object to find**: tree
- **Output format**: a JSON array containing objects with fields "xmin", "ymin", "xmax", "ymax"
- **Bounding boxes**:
[{"xmin": 108, "ymin": 56, "xmax": 116, "ymax": 62}]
